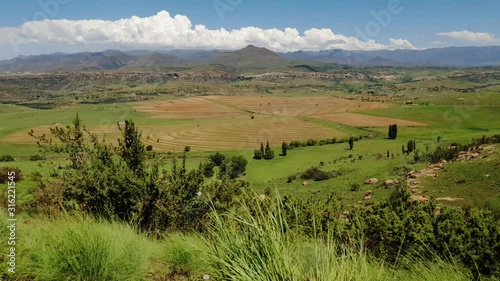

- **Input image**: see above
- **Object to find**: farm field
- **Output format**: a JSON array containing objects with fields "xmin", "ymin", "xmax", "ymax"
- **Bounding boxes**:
[{"xmin": 2, "ymin": 88, "xmax": 499, "ymax": 206}]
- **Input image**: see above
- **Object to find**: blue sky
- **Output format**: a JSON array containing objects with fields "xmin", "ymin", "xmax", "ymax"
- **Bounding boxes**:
[{"xmin": 0, "ymin": 0, "xmax": 498, "ymax": 59}]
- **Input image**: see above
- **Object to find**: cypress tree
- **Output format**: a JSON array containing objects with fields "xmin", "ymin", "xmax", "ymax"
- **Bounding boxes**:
[{"xmin": 281, "ymin": 141, "xmax": 288, "ymax": 156}]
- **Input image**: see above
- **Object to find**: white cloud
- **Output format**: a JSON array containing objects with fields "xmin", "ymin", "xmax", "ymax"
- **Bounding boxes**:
[
  {"xmin": 388, "ymin": 38, "xmax": 417, "ymax": 50},
  {"xmin": 437, "ymin": 30, "xmax": 495, "ymax": 43},
  {"xmin": 0, "ymin": 10, "xmax": 416, "ymax": 58}
]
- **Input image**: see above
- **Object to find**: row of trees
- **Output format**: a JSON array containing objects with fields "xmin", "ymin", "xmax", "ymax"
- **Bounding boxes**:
[{"xmin": 254, "ymin": 141, "xmax": 275, "ymax": 160}]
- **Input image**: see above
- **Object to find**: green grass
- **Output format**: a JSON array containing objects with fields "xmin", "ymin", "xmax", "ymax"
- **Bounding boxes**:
[
  {"xmin": 203, "ymin": 195, "xmax": 472, "ymax": 281},
  {"xmin": 422, "ymin": 144, "xmax": 500, "ymax": 207},
  {"xmin": 2, "ymin": 215, "xmax": 153, "ymax": 281}
]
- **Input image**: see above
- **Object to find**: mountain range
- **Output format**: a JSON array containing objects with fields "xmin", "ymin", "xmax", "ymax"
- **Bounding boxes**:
[{"xmin": 1, "ymin": 45, "xmax": 499, "ymax": 72}]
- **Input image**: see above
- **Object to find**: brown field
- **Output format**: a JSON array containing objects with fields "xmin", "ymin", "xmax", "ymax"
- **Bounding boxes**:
[
  {"xmin": 134, "ymin": 97, "xmax": 247, "ymax": 119},
  {"xmin": 3, "ymin": 117, "xmax": 347, "ymax": 152},
  {"xmin": 134, "ymin": 95, "xmax": 389, "ymax": 119},
  {"xmin": 310, "ymin": 113, "xmax": 426, "ymax": 127},
  {"xmin": 205, "ymin": 96, "xmax": 389, "ymax": 117},
  {"xmin": 4, "ymin": 95, "xmax": 397, "ymax": 151}
]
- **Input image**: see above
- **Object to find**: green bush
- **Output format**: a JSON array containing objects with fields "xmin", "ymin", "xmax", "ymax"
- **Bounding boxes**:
[
  {"xmin": 301, "ymin": 167, "xmax": 335, "ymax": 181},
  {"xmin": 0, "ymin": 155, "xmax": 14, "ymax": 162},
  {"xmin": 209, "ymin": 152, "xmax": 226, "ymax": 166},
  {"xmin": 220, "ymin": 155, "xmax": 248, "ymax": 179},
  {"xmin": 306, "ymin": 139, "xmax": 318, "ymax": 146},
  {"xmin": 29, "ymin": 154, "xmax": 46, "ymax": 161},
  {"xmin": 253, "ymin": 149, "xmax": 263, "ymax": 160}
]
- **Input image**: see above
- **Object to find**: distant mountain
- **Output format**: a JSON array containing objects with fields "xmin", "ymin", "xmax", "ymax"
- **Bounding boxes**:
[
  {"xmin": 280, "ymin": 46, "xmax": 500, "ymax": 67},
  {"xmin": 0, "ymin": 50, "xmax": 191, "ymax": 72},
  {"xmin": 0, "ymin": 45, "xmax": 499, "ymax": 72},
  {"xmin": 211, "ymin": 45, "xmax": 289, "ymax": 67}
]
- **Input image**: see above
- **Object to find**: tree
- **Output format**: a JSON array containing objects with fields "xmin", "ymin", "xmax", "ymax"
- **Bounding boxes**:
[
  {"xmin": 388, "ymin": 124, "xmax": 398, "ymax": 140},
  {"xmin": 30, "ymin": 113, "xmax": 86, "ymax": 169},
  {"xmin": 118, "ymin": 120, "xmax": 145, "ymax": 176},
  {"xmin": 209, "ymin": 152, "xmax": 226, "ymax": 166},
  {"xmin": 387, "ymin": 150, "xmax": 390, "ymax": 159},
  {"xmin": 407, "ymin": 140, "xmax": 415, "ymax": 153},
  {"xmin": 281, "ymin": 141, "xmax": 288, "ymax": 156},
  {"xmin": 264, "ymin": 141, "xmax": 275, "ymax": 160},
  {"xmin": 253, "ymin": 149, "xmax": 263, "ymax": 160},
  {"xmin": 348, "ymin": 137, "xmax": 354, "ymax": 150},
  {"xmin": 260, "ymin": 143, "xmax": 265, "ymax": 154},
  {"xmin": 220, "ymin": 155, "xmax": 248, "ymax": 179},
  {"xmin": 184, "ymin": 146, "xmax": 191, "ymax": 152}
]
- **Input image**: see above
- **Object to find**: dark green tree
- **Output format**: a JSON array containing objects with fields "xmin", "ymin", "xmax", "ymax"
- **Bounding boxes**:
[
  {"xmin": 209, "ymin": 152, "xmax": 226, "ymax": 166},
  {"xmin": 264, "ymin": 141, "xmax": 275, "ymax": 160},
  {"xmin": 407, "ymin": 140, "xmax": 415, "ymax": 153},
  {"xmin": 281, "ymin": 141, "xmax": 288, "ymax": 156},
  {"xmin": 118, "ymin": 120, "xmax": 145, "ymax": 176},
  {"xmin": 260, "ymin": 143, "xmax": 265, "ymax": 154},
  {"xmin": 220, "ymin": 155, "xmax": 248, "ymax": 179},
  {"xmin": 348, "ymin": 137, "xmax": 354, "ymax": 150},
  {"xmin": 388, "ymin": 124, "xmax": 398, "ymax": 140},
  {"xmin": 253, "ymin": 149, "xmax": 263, "ymax": 160}
]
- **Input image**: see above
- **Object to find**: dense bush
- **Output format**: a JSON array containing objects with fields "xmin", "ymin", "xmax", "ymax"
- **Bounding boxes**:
[
  {"xmin": 306, "ymin": 139, "xmax": 318, "ymax": 146},
  {"xmin": 0, "ymin": 167, "xmax": 22, "ymax": 183},
  {"xmin": 289, "ymin": 140, "xmax": 302, "ymax": 148},
  {"xmin": 0, "ymin": 155, "xmax": 14, "ymax": 162},
  {"xmin": 29, "ymin": 154, "xmax": 46, "ymax": 161},
  {"xmin": 301, "ymin": 166, "xmax": 336, "ymax": 181},
  {"xmin": 253, "ymin": 149, "xmax": 263, "ymax": 160},
  {"xmin": 219, "ymin": 155, "xmax": 248, "ymax": 179},
  {"xmin": 209, "ymin": 152, "xmax": 226, "ymax": 166}
]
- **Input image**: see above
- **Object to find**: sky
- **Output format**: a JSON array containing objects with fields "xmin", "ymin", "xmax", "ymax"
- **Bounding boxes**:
[{"xmin": 0, "ymin": 0, "xmax": 498, "ymax": 59}]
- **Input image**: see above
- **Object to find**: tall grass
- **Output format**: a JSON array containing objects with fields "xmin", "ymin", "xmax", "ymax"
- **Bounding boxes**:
[
  {"xmin": 15, "ymin": 215, "xmax": 153, "ymax": 281},
  {"xmin": 149, "ymin": 233, "xmax": 210, "ymax": 279},
  {"xmin": 203, "ymin": 196, "xmax": 472, "ymax": 281}
]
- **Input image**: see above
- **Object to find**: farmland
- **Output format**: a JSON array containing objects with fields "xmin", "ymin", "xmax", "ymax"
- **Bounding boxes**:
[
  {"xmin": 1, "ymin": 70, "xmax": 499, "ymax": 206},
  {"xmin": 0, "ymin": 66, "xmax": 499, "ymax": 280}
]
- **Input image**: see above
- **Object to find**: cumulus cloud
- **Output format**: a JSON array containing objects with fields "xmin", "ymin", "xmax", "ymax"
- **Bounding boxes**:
[
  {"xmin": 0, "ymin": 10, "xmax": 416, "ymax": 58},
  {"xmin": 437, "ymin": 30, "xmax": 495, "ymax": 43}
]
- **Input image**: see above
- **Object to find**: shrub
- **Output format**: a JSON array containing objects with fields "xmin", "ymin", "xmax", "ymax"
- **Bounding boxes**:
[
  {"xmin": 350, "ymin": 183, "xmax": 361, "ymax": 191},
  {"xmin": 0, "ymin": 155, "xmax": 14, "ymax": 162},
  {"xmin": 0, "ymin": 167, "xmax": 22, "ymax": 183},
  {"xmin": 289, "ymin": 140, "xmax": 302, "ymax": 148},
  {"xmin": 202, "ymin": 161, "xmax": 215, "ymax": 177},
  {"xmin": 184, "ymin": 146, "xmax": 191, "ymax": 152},
  {"xmin": 253, "ymin": 149, "xmax": 263, "ymax": 160},
  {"xmin": 306, "ymin": 139, "xmax": 318, "ymax": 146},
  {"xmin": 29, "ymin": 154, "xmax": 46, "ymax": 161},
  {"xmin": 301, "ymin": 167, "xmax": 335, "ymax": 181},
  {"xmin": 209, "ymin": 152, "xmax": 226, "ymax": 166},
  {"xmin": 146, "ymin": 145, "xmax": 153, "ymax": 151},
  {"xmin": 220, "ymin": 156, "xmax": 248, "ymax": 179}
]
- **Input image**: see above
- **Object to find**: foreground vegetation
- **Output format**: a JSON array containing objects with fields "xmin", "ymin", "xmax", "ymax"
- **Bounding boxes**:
[
  {"xmin": 0, "ymin": 115, "xmax": 498, "ymax": 280},
  {"xmin": 0, "ymin": 66, "xmax": 499, "ymax": 280}
]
